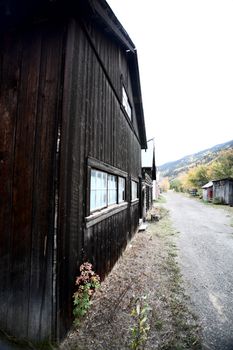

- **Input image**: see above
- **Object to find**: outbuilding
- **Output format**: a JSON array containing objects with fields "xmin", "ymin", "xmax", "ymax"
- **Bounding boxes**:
[
  {"xmin": 212, "ymin": 178, "xmax": 233, "ymax": 205},
  {"xmin": 0, "ymin": 0, "xmax": 147, "ymax": 343},
  {"xmin": 202, "ymin": 181, "xmax": 213, "ymax": 202}
]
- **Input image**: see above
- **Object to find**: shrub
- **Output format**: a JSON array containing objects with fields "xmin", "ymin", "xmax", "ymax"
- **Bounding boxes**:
[{"xmin": 73, "ymin": 262, "xmax": 100, "ymax": 326}]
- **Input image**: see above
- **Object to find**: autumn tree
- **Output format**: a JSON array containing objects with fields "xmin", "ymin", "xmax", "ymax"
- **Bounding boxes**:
[
  {"xmin": 186, "ymin": 164, "xmax": 210, "ymax": 189},
  {"xmin": 170, "ymin": 173, "xmax": 189, "ymax": 192},
  {"xmin": 170, "ymin": 178, "xmax": 182, "ymax": 192},
  {"xmin": 178, "ymin": 172, "xmax": 190, "ymax": 192},
  {"xmin": 160, "ymin": 177, "xmax": 170, "ymax": 192},
  {"xmin": 209, "ymin": 149, "xmax": 233, "ymax": 180},
  {"xmin": 166, "ymin": 149, "xmax": 233, "ymax": 193}
]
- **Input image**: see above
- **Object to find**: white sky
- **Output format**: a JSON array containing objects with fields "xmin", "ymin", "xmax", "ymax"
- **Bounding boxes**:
[{"xmin": 107, "ymin": 0, "xmax": 233, "ymax": 165}]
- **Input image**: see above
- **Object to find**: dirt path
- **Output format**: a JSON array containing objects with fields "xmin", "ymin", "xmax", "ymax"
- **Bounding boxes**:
[
  {"xmin": 60, "ymin": 205, "xmax": 200, "ymax": 350},
  {"xmin": 163, "ymin": 191, "xmax": 233, "ymax": 350}
]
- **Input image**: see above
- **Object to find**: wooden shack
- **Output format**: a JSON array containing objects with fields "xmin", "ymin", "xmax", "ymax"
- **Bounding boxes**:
[
  {"xmin": 212, "ymin": 178, "xmax": 233, "ymax": 205},
  {"xmin": 0, "ymin": 0, "xmax": 147, "ymax": 343},
  {"xmin": 202, "ymin": 181, "xmax": 213, "ymax": 202}
]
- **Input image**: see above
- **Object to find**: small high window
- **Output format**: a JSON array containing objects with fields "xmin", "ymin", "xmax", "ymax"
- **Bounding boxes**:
[
  {"xmin": 131, "ymin": 180, "xmax": 138, "ymax": 201},
  {"xmin": 122, "ymin": 86, "xmax": 132, "ymax": 120}
]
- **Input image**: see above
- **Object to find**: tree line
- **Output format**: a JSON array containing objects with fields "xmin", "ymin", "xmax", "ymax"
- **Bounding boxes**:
[{"xmin": 161, "ymin": 149, "xmax": 233, "ymax": 193}]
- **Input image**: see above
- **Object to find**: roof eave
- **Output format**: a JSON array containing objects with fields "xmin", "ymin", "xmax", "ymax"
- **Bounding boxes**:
[
  {"xmin": 128, "ymin": 52, "xmax": 147, "ymax": 149},
  {"xmin": 88, "ymin": 0, "xmax": 136, "ymax": 52}
]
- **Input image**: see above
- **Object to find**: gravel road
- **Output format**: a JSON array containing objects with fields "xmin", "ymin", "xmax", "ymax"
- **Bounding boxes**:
[{"xmin": 164, "ymin": 191, "xmax": 233, "ymax": 350}]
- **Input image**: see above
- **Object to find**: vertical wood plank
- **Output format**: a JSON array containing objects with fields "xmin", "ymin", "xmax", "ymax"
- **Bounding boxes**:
[
  {"xmin": 6, "ymin": 29, "xmax": 41, "ymax": 337},
  {"xmin": 27, "ymin": 24, "xmax": 65, "ymax": 340},
  {"xmin": 0, "ymin": 32, "xmax": 22, "ymax": 330}
]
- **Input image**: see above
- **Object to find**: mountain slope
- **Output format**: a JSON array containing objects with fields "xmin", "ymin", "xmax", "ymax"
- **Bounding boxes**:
[{"xmin": 159, "ymin": 139, "xmax": 233, "ymax": 179}]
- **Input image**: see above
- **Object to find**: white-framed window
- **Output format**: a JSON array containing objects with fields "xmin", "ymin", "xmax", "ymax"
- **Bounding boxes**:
[
  {"xmin": 90, "ymin": 169, "xmax": 126, "ymax": 212},
  {"xmin": 122, "ymin": 86, "xmax": 132, "ymax": 120},
  {"xmin": 118, "ymin": 177, "xmax": 126, "ymax": 203},
  {"xmin": 90, "ymin": 170, "xmax": 107, "ymax": 211},
  {"xmin": 131, "ymin": 180, "xmax": 138, "ymax": 201},
  {"xmin": 108, "ymin": 174, "xmax": 117, "ymax": 205}
]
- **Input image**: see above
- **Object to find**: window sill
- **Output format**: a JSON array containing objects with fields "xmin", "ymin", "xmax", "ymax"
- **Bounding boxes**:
[
  {"xmin": 131, "ymin": 199, "xmax": 139, "ymax": 205},
  {"xmin": 85, "ymin": 202, "xmax": 128, "ymax": 228}
]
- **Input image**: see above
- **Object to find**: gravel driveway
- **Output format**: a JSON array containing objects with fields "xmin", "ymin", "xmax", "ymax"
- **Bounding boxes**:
[{"xmin": 163, "ymin": 191, "xmax": 233, "ymax": 350}]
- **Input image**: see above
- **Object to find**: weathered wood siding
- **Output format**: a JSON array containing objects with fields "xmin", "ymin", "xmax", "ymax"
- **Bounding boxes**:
[
  {"xmin": 57, "ymin": 19, "xmax": 142, "ymax": 337},
  {"xmin": 0, "ymin": 11, "xmax": 143, "ymax": 342},
  {"xmin": 84, "ymin": 209, "xmax": 130, "ymax": 278},
  {"xmin": 88, "ymin": 23, "xmax": 141, "ymax": 142},
  {"xmin": 0, "ymin": 22, "xmax": 65, "ymax": 340},
  {"xmin": 213, "ymin": 180, "xmax": 233, "ymax": 205}
]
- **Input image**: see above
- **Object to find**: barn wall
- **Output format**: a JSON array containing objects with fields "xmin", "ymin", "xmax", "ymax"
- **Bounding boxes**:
[
  {"xmin": 87, "ymin": 23, "xmax": 141, "ymax": 142},
  {"xmin": 0, "ymin": 12, "xmax": 144, "ymax": 343},
  {"xmin": 84, "ymin": 209, "xmax": 130, "ymax": 279},
  {"xmin": 57, "ymin": 18, "xmax": 142, "ymax": 337},
  {"xmin": 0, "ymin": 22, "xmax": 66, "ymax": 340}
]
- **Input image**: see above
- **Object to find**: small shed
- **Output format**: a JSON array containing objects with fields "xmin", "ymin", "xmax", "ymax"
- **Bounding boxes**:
[
  {"xmin": 202, "ymin": 181, "xmax": 213, "ymax": 201},
  {"xmin": 212, "ymin": 178, "xmax": 233, "ymax": 205}
]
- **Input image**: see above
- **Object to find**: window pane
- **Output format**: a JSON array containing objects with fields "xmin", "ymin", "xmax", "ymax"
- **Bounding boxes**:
[
  {"xmin": 108, "ymin": 174, "xmax": 117, "ymax": 205},
  {"xmin": 131, "ymin": 180, "xmax": 138, "ymax": 200},
  {"xmin": 122, "ymin": 86, "xmax": 132, "ymax": 120},
  {"xmin": 90, "ymin": 169, "xmax": 107, "ymax": 211},
  {"xmin": 118, "ymin": 177, "xmax": 125, "ymax": 203}
]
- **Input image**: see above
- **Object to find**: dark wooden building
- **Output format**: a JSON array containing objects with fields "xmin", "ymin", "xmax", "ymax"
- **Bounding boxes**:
[
  {"xmin": 0, "ymin": 0, "xmax": 147, "ymax": 343},
  {"xmin": 212, "ymin": 178, "xmax": 233, "ymax": 205},
  {"xmin": 141, "ymin": 139, "xmax": 156, "ymax": 219},
  {"xmin": 141, "ymin": 168, "xmax": 153, "ymax": 219}
]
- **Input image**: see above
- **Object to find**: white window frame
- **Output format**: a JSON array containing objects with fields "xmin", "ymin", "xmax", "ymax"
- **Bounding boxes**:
[
  {"xmin": 108, "ymin": 174, "xmax": 117, "ymax": 206},
  {"xmin": 131, "ymin": 180, "xmax": 138, "ymax": 201},
  {"xmin": 118, "ymin": 176, "xmax": 126, "ymax": 203},
  {"xmin": 122, "ymin": 85, "xmax": 132, "ymax": 120},
  {"xmin": 90, "ymin": 169, "xmax": 126, "ymax": 213},
  {"xmin": 90, "ymin": 169, "xmax": 108, "ymax": 212}
]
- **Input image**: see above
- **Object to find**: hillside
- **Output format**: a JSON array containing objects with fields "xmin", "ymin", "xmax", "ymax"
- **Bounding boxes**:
[{"xmin": 159, "ymin": 139, "xmax": 233, "ymax": 179}]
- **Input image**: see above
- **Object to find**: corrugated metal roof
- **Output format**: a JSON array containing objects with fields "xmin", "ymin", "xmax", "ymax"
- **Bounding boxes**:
[
  {"xmin": 212, "ymin": 178, "xmax": 233, "ymax": 182},
  {"xmin": 202, "ymin": 181, "xmax": 213, "ymax": 189}
]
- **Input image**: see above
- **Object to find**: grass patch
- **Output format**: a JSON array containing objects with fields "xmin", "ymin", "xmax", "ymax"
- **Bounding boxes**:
[
  {"xmin": 149, "ymin": 205, "xmax": 202, "ymax": 350},
  {"xmin": 155, "ymin": 320, "xmax": 164, "ymax": 331},
  {"xmin": 198, "ymin": 198, "xmax": 233, "ymax": 230},
  {"xmin": 200, "ymin": 198, "xmax": 233, "ymax": 212},
  {"xmin": 168, "ymin": 251, "xmax": 178, "ymax": 258},
  {"xmin": 155, "ymin": 195, "xmax": 167, "ymax": 204}
]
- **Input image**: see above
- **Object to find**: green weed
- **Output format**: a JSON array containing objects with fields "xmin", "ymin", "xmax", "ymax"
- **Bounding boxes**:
[
  {"xmin": 130, "ymin": 296, "xmax": 151, "ymax": 350},
  {"xmin": 73, "ymin": 262, "xmax": 100, "ymax": 327}
]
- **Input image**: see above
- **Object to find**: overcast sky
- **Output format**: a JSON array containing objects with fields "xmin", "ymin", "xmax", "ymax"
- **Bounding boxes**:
[{"xmin": 107, "ymin": 0, "xmax": 233, "ymax": 165}]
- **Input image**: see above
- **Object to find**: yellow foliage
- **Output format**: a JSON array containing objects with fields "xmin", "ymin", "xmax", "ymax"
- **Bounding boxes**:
[{"xmin": 160, "ymin": 177, "xmax": 170, "ymax": 192}]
